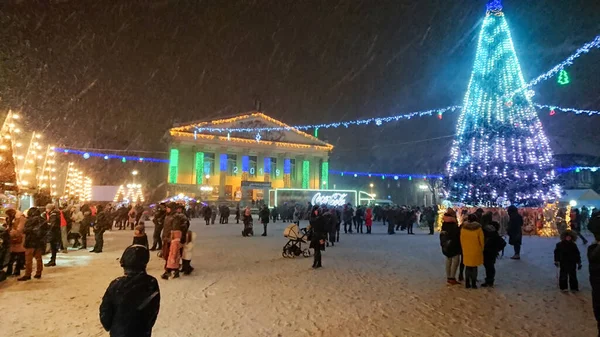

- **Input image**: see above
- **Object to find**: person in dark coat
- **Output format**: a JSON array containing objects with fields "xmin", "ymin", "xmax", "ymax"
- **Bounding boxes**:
[
  {"xmin": 271, "ymin": 206, "xmax": 278, "ymax": 223},
  {"xmin": 386, "ymin": 207, "xmax": 395, "ymax": 235},
  {"xmin": 100, "ymin": 245, "xmax": 160, "ymax": 337},
  {"xmin": 18, "ymin": 208, "xmax": 48, "ymax": 281},
  {"xmin": 507, "ymin": 205, "xmax": 523, "ymax": 260},
  {"xmin": 150, "ymin": 203, "xmax": 166, "ymax": 251},
  {"xmin": 481, "ymin": 212, "xmax": 502, "ymax": 287},
  {"xmin": 92, "ymin": 205, "xmax": 110, "ymax": 253},
  {"xmin": 571, "ymin": 208, "xmax": 589, "ymax": 245},
  {"xmin": 440, "ymin": 208, "xmax": 461, "ymax": 285},
  {"xmin": 328, "ymin": 208, "xmax": 338, "ymax": 246},
  {"xmin": 235, "ymin": 205, "xmax": 241, "ymax": 224},
  {"xmin": 587, "ymin": 229, "xmax": 600, "ymax": 336},
  {"xmin": 309, "ymin": 206, "xmax": 326, "ymax": 269},
  {"xmin": 342, "ymin": 204, "xmax": 353, "ymax": 234},
  {"xmin": 203, "ymin": 205, "xmax": 212, "ymax": 226},
  {"xmin": 554, "ymin": 229, "xmax": 582, "ymax": 292},
  {"xmin": 43, "ymin": 204, "xmax": 61, "ymax": 267},
  {"xmin": 258, "ymin": 205, "xmax": 270, "ymax": 236}
]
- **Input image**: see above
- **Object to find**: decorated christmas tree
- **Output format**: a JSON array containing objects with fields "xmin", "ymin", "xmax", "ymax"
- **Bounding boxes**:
[{"xmin": 445, "ymin": 0, "xmax": 560, "ymax": 206}]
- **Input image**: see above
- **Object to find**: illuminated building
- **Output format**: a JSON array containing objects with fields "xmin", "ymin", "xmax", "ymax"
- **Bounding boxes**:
[{"xmin": 167, "ymin": 112, "xmax": 333, "ymax": 202}]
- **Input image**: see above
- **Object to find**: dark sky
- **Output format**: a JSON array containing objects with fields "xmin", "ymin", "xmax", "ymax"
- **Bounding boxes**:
[{"xmin": 1, "ymin": 0, "xmax": 599, "ymax": 185}]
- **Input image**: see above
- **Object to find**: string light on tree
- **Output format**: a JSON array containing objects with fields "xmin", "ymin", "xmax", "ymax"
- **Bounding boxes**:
[{"xmin": 446, "ymin": 0, "xmax": 559, "ymax": 205}]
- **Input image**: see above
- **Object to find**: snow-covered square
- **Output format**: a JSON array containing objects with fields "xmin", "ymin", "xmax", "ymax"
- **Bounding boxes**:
[{"xmin": 1, "ymin": 219, "xmax": 597, "ymax": 337}]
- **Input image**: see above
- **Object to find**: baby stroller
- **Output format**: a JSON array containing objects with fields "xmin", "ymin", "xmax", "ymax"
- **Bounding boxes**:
[
  {"xmin": 242, "ymin": 219, "xmax": 254, "ymax": 237},
  {"xmin": 282, "ymin": 223, "xmax": 311, "ymax": 258}
]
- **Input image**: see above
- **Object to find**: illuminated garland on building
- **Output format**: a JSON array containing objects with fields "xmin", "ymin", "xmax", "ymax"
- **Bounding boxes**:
[
  {"xmin": 331, "ymin": 170, "xmax": 443, "ymax": 180},
  {"xmin": 446, "ymin": 1, "xmax": 559, "ymax": 205}
]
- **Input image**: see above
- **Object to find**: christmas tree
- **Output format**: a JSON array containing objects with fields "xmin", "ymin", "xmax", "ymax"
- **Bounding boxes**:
[{"xmin": 445, "ymin": 0, "xmax": 560, "ymax": 206}]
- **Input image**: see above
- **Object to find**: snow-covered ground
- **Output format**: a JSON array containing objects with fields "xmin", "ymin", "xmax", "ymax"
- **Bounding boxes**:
[{"xmin": 1, "ymin": 219, "xmax": 597, "ymax": 337}]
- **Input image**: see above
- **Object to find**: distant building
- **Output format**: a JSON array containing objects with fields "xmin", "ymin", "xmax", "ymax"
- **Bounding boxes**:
[
  {"xmin": 166, "ymin": 112, "xmax": 333, "ymax": 203},
  {"xmin": 554, "ymin": 154, "xmax": 600, "ymax": 191}
]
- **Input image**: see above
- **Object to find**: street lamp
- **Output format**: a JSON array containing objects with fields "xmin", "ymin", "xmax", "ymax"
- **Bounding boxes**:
[
  {"xmin": 132, "ymin": 170, "xmax": 138, "ymax": 184},
  {"xmin": 369, "ymin": 183, "xmax": 374, "ymax": 195}
]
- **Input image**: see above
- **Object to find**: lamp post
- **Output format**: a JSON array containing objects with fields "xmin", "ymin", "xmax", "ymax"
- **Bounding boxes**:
[
  {"xmin": 132, "ymin": 170, "xmax": 138, "ymax": 184},
  {"xmin": 369, "ymin": 183, "xmax": 374, "ymax": 195}
]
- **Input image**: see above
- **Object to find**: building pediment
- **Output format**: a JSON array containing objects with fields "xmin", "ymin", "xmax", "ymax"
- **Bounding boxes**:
[{"xmin": 170, "ymin": 112, "xmax": 333, "ymax": 150}]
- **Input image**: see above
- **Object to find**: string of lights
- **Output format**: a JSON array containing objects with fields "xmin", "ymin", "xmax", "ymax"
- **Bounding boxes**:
[
  {"xmin": 534, "ymin": 104, "xmax": 600, "ymax": 116},
  {"xmin": 54, "ymin": 146, "xmax": 600, "ymax": 178},
  {"xmin": 194, "ymin": 105, "xmax": 463, "ymax": 133},
  {"xmin": 512, "ymin": 34, "xmax": 600, "ymax": 96},
  {"xmin": 54, "ymin": 147, "xmax": 169, "ymax": 163},
  {"xmin": 330, "ymin": 170, "xmax": 444, "ymax": 180},
  {"xmin": 189, "ymin": 100, "xmax": 600, "ymax": 134}
]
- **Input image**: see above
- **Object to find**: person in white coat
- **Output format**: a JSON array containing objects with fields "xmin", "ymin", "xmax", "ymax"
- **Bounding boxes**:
[
  {"xmin": 70, "ymin": 206, "xmax": 84, "ymax": 249},
  {"xmin": 181, "ymin": 230, "xmax": 196, "ymax": 275}
]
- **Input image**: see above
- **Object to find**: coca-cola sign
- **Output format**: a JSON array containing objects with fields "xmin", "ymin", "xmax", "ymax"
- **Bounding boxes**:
[{"xmin": 311, "ymin": 192, "xmax": 348, "ymax": 207}]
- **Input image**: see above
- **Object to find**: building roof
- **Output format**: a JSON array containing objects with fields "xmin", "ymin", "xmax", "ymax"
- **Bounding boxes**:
[
  {"xmin": 560, "ymin": 189, "xmax": 600, "ymax": 202},
  {"xmin": 170, "ymin": 112, "xmax": 333, "ymax": 151}
]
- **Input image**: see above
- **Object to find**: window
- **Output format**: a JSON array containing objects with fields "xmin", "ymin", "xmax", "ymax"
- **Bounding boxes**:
[
  {"xmin": 227, "ymin": 154, "xmax": 238, "ymax": 176},
  {"xmin": 290, "ymin": 159, "xmax": 296, "ymax": 181},
  {"xmin": 249, "ymin": 156, "xmax": 258, "ymax": 177},
  {"xmin": 204, "ymin": 153, "xmax": 215, "ymax": 176},
  {"xmin": 270, "ymin": 157, "xmax": 278, "ymax": 180}
]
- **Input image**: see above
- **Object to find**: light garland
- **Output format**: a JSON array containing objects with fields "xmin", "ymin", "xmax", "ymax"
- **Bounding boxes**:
[
  {"xmin": 534, "ymin": 104, "xmax": 600, "ymax": 116},
  {"xmin": 113, "ymin": 183, "xmax": 144, "ymax": 203},
  {"xmin": 446, "ymin": 1, "xmax": 558, "ymax": 205},
  {"xmin": 52, "ymin": 147, "xmax": 595, "ymax": 179},
  {"xmin": 330, "ymin": 170, "xmax": 443, "ymax": 180},
  {"xmin": 191, "ymin": 106, "xmax": 462, "ymax": 133},
  {"xmin": 174, "ymin": 112, "xmax": 328, "ymax": 145},
  {"xmin": 512, "ymin": 34, "xmax": 600, "ymax": 96},
  {"xmin": 170, "ymin": 130, "xmax": 334, "ymax": 151},
  {"xmin": 54, "ymin": 147, "xmax": 169, "ymax": 163}
]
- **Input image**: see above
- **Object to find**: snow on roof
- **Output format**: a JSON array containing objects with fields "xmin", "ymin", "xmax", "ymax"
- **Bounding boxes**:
[{"xmin": 560, "ymin": 189, "xmax": 600, "ymax": 202}]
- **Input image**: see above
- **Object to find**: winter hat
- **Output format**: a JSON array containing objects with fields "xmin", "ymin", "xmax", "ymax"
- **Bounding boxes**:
[
  {"xmin": 561, "ymin": 229, "xmax": 578, "ymax": 242},
  {"xmin": 120, "ymin": 244, "xmax": 150, "ymax": 271}
]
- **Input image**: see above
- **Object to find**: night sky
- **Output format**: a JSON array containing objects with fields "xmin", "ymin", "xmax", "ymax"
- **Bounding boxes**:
[{"xmin": 1, "ymin": 0, "xmax": 599, "ymax": 185}]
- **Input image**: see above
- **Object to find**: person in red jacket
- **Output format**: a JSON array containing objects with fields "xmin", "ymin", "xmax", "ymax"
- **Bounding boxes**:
[{"xmin": 365, "ymin": 207, "xmax": 373, "ymax": 234}]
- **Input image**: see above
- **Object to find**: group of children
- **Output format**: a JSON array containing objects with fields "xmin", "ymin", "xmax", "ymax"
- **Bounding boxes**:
[{"xmin": 130, "ymin": 219, "xmax": 196, "ymax": 279}]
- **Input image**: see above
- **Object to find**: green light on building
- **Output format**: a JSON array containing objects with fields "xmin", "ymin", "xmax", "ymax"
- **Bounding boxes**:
[
  {"xmin": 168, "ymin": 149, "xmax": 179, "ymax": 184},
  {"xmin": 302, "ymin": 160, "xmax": 310, "ymax": 189},
  {"xmin": 321, "ymin": 161, "xmax": 329, "ymax": 189},
  {"xmin": 195, "ymin": 152, "xmax": 204, "ymax": 184}
]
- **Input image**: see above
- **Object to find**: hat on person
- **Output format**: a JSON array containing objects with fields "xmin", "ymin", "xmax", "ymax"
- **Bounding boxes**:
[{"xmin": 120, "ymin": 245, "xmax": 150, "ymax": 271}]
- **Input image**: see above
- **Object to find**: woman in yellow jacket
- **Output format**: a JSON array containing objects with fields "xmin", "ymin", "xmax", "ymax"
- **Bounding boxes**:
[{"xmin": 460, "ymin": 214, "xmax": 484, "ymax": 289}]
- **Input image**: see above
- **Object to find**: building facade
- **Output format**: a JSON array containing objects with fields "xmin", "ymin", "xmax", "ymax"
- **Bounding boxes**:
[{"xmin": 167, "ymin": 112, "xmax": 333, "ymax": 203}]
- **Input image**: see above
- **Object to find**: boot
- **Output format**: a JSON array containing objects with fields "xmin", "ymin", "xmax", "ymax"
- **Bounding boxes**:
[
  {"xmin": 17, "ymin": 275, "xmax": 31, "ymax": 281},
  {"xmin": 44, "ymin": 261, "xmax": 56, "ymax": 267},
  {"xmin": 510, "ymin": 254, "xmax": 520, "ymax": 260},
  {"xmin": 161, "ymin": 272, "xmax": 170, "ymax": 280},
  {"xmin": 34, "ymin": 274, "xmax": 42, "ymax": 279},
  {"xmin": 173, "ymin": 270, "xmax": 180, "ymax": 278}
]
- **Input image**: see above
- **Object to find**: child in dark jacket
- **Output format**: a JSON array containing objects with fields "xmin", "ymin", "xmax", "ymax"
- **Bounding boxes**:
[
  {"xmin": 554, "ymin": 229, "xmax": 582, "ymax": 292},
  {"xmin": 100, "ymin": 245, "xmax": 160, "ymax": 337},
  {"xmin": 133, "ymin": 222, "xmax": 149, "ymax": 248}
]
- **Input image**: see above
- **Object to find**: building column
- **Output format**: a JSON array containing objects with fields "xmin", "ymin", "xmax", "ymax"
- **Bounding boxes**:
[
  {"xmin": 321, "ymin": 159, "xmax": 329, "ymax": 190},
  {"xmin": 168, "ymin": 148, "xmax": 179, "ymax": 184},
  {"xmin": 283, "ymin": 157, "xmax": 291, "ymax": 188},
  {"xmin": 219, "ymin": 153, "xmax": 227, "ymax": 200},
  {"xmin": 302, "ymin": 159, "xmax": 310, "ymax": 189}
]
